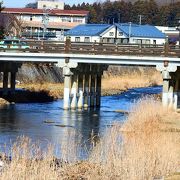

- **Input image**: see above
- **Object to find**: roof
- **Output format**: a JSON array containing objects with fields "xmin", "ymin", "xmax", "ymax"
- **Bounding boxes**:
[
  {"xmin": 2, "ymin": 8, "xmax": 89, "ymax": 16},
  {"xmin": 66, "ymin": 24, "xmax": 112, "ymax": 36},
  {"xmin": 116, "ymin": 23, "xmax": 166, "ymax": 38}
]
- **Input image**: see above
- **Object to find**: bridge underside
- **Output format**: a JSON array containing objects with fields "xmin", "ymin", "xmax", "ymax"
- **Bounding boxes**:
[
  {"xmin": 0, "ymin": 62, "xmax": 21, "ymax": 94},
  {"xmin": 0, "ymin": 60, "xmax": 180, "ymax": 111}
]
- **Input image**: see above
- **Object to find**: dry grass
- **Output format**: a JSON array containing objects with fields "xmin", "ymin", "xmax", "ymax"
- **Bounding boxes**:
[
  {"xmin": 0, "ymin": 98, "xmax": 9, "ymax": 106},
  {"xmin": 16, "ymin": 71, "xmax": 162, "ymax": 99},
  {"xmin": 102, "ymin": 71, "xmax": 162, "ymax": 95},
  {"xmin": 17, "ymin": 83, "xmax": 64, "ymax": 99},
  {"xmin": 0, "ymin": 98, "xmax": 179, "ymax": 180}
]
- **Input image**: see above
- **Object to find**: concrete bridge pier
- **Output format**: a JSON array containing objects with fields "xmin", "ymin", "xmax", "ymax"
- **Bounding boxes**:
[
  {"xmin": 90, "ymin": 74, "xmax": 96, "ymax": 107},
  {"xmin": 70, "ymin": 75, "xmax": 78, "ymax": 109},
  {"xmin": 60, "ymin": 62, "xmax": 107, "ymax": 110},
  {"xmin": 3, "ymin": 72, "xmax": 9, "ymax": 91},
  {"xmin": 10, "ymin": 72, "xmax": 16, "ymax": 90},
  {"xmin": 63, "ymin": 66, "xmax": 72, "ymax": 110},
  {"xmin": 96, "ymin": 74, "xmax": 102, "ymax": 107},
  {"xmin": 157, "ymin": 64, "xmax": 179, "ymax": 110},
  {"xmin": 83, "ymin": 74, "xmax": 89, "ymax": 109},
  {"xmin": 0, "ymin": 62, "xmax": 21, "ymax": 94},
  {"xmin": 77, "ymin": 75, "xmax": 83, "ymax": 109}
]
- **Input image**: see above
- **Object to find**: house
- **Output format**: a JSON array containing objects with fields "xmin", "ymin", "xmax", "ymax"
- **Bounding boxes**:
[
  {"xmin": 66, "ymin": 23, "xmax": 166, "ymax": 45},
  {"xmin": 1, "ymin": 7, "xmax": 89, "ymax": 39},
  {"xmin": 115, "ymin": 23, "xmax": 166, "ymax": 44},
  {"xmin": 156, "ymin": 26, "xmax": 179, "ymax": 45},
  {"xmin": 65, "ymin": 24, "xmax": 112, "ymax": 43}
]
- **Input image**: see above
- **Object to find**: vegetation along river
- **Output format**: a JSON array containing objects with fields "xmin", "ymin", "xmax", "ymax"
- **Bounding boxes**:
[{"xmin": 0, "ymin": 86, "xmax": 162, "ymax": 158}]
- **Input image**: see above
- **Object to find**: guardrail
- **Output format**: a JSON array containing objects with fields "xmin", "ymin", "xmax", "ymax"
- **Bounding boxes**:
[{"xmin": 0, "ymin": 40, "xmax": 179, "ymax": 57}]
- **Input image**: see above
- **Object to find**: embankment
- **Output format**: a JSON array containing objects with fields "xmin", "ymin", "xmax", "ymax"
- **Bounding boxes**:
[{"xmin": 18, "ymin": 65, "xmax": 162, "ymax": 100}]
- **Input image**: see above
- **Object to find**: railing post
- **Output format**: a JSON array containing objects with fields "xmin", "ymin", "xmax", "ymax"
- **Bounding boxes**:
[
  {"xmin": 164, "ymin": 41, "xmax": 169, "ymax": 57},
  {"xmin": 65, "ymin": 37, "xmax": 71, "ymax": 53}
]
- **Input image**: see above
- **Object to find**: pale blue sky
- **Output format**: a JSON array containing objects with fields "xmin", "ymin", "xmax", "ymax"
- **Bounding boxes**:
[{"xmin": 3, "ymin": 0, "xmax": 97, "ymax": 8}]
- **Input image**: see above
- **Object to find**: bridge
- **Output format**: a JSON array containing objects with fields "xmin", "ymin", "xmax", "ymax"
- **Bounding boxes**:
[{"xmin": 0, "ymin": 40, "xmax": 180, "ymax": 110}]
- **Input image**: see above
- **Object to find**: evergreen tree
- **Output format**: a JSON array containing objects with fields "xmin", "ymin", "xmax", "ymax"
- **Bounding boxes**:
[
  {"xmin": 25, "ymin": 2, "xmax": 37, "ymax": 8},
  {"xmin": 0, "ymin": 1, "xmax": 4, "ymax": 39}
]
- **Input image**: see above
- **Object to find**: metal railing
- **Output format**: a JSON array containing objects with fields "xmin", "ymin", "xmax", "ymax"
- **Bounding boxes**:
[{"xmin": 0, "ymin": 40, "xmax": 179, "ymax": 57}]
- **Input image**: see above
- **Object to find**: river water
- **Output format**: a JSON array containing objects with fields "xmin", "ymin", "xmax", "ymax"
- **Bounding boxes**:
[{"xmin": 0, "ymin": 86, "xmax": 162, "ymax": 158}]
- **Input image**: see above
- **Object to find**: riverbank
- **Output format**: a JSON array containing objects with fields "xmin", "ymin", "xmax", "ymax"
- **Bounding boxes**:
[
  {"xmin": 16, "ymin": 71, "xmax": 162, "ymax": 100},
  {"xmin": 0, "ymin": 98, "xmax": 179, "ymax": 179},
  {"xmin": 0, "ymin": 98, "xmax": 9, "ymax": 106}
]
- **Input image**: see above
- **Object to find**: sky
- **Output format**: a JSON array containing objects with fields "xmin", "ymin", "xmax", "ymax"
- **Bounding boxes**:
[{"xmin": 3, "ymin": 0, "xmax": 97, "ymax": 8}]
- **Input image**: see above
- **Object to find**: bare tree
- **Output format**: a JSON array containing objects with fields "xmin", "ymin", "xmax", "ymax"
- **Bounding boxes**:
[{"xmin": 0, "ymin": 14, "xmax": 25, "ymax": 37}]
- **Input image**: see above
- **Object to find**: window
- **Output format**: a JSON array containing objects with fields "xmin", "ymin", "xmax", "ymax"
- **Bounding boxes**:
[
  {"xmin": 73, "ymin": 18, "xmax": 83, "ymax": 23},
  {"xmin": 30, "ymin": 16, "xmax": 33, "ymax": 21},
  {"xmin": 75, "ymin": 37, "xmax": 80, "ymax": 42},
  {"xmin": 109, "ymin": 32, "xmax": 114, "ymax": 36},
  {"xmin": 62, "ymin": 17, "xmax": 71, "ymax": 22},
  {"xmin": 84, "ymin": 37, "xmax": 90, "ymax": 42},
  {"xmin": 142, "ymin": 39, "xmax": 150, "ymax": 44},
  {"xmin": 118, "ymin": 32, "xmax": 123, "ymax": 36}
]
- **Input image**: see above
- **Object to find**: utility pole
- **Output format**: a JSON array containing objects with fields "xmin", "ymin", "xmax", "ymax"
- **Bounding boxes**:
[
  {"xmin": 138, "ymin": 15, "xmax": 143, "ymax": 25},
  {"xmin": 42, "ymin": 8, "xmax": 49, "ymax": 39},
  {"xmin": 118, "ymin": 13, "xmax": 121, "ymax": 23},
  {"xmin": 128, "ymin": 22, "xmax": 132, "ymax": 44}
]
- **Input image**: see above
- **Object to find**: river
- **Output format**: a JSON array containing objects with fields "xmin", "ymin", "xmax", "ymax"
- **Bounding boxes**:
[{"xmin": 0, "ymin": 86, "xmax": 162, "ymax": 158}]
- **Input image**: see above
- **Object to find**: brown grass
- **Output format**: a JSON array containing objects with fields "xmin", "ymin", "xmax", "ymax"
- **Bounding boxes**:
[
  {"xmin": 0, "ymin": 98, "xmax": 9, "ymax": 106},
  {"xmin": 17, "ymin": 71, "xmax": 162, "ymax": 99},
  {"xmin": 102, "ymin": 71, "xmax": 162, "ymax": 95},
  {"xmin": 0, "ymin": 98, "xmax": 179, "ymax": 180},
  {"xmin": 17, "ymin": 83, "xmax": 64, "ymax": 99}
]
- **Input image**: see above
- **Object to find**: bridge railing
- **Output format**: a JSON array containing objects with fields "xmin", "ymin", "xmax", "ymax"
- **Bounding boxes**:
[{"xmin": 0, "ymin": 40, "xmax": 179, "ymax": 57}]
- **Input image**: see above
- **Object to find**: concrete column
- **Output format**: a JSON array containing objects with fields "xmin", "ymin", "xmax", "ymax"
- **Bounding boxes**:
[
  {"xmin": 77, "ymin": 75, "xmax": 83, "ymax": 109},
  {"xmin": 3, "ymin": 72, "xmax": 9, "ymax": 89},
  {"xmin": 70, "ymin": 75, "xmax": 78, "ymax": 109},
  {"xmin": 90, "ymin": 75, "xmax": 96, "ymax": 107},
  {"xmin": 96, "ymin": 74, "xmax": 102, "ymax": 107},
  {"xmin": 10, "ymin": 72, "xmax": 16, "ymax": 90},
  {"xmin": 168, "ymin": 80, "xmax": 174, "ymax": 108},
  {"xmin": 162, "ymin": 79, "xmax": 169, "ymax": 107},
  {"xmin": 63, "ymin": 75, "xmax": 71, "ymax": 110},
  {"xmin": 84, "ymin": 74, "xmax": 89, "ymax": 108},
  {"xmin": 173, "ymin": 79, "xmax": 179, "ymax": 110}
]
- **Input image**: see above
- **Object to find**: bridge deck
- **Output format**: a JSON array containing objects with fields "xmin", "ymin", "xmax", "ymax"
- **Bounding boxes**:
[{"xmin": 0, "ymin": 42, "xmax": 179, "ymax": 66}]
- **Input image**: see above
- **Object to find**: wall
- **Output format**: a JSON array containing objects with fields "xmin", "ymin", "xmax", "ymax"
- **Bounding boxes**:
[{"xmin": 16, "ymin": 64, "xmax": 63, "ymax": 83}]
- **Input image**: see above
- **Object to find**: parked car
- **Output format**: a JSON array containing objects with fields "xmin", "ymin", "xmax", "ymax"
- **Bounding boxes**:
[{"xmin": 0, "ymin": 39, "xmax": 30, "ymax": 49}]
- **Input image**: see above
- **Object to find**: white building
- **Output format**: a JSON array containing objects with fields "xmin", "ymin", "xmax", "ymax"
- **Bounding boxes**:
[
  {"xmin": 66, "ymin": 23, "xmax": 166, "ymax": 45},
  {"xmin": 156, "ymin": 26, "xmax": 179, "ymax": 45},
  {"xmin": 37, "ymin": 0, "xmax": 64, "ymax": 10},
  {"xmin": 1, "ymin": 7, "xmax": 89, "ymax": 38}
]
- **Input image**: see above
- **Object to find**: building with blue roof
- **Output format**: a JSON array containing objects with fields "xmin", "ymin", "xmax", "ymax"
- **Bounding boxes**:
[
  {"xmin": 65, "ymin": 23, "xmax": 166, "ymax": 44},
  {"xmin": 115, "ymin": 23, "xmax": 166, "ymax": 44},
  {"xmin": 65, "ymin": 24, "xmax": 112, "ymax": 43}
]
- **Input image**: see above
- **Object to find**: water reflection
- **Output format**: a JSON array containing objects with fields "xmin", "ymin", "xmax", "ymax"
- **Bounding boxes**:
[{"xmin": 0, "ymin": 86, "xmax": 162, "ymax": 158}]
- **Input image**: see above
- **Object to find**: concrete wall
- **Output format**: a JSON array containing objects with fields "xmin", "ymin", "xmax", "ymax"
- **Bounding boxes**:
[{"xmin": 16, "ymin": 64, "xmax": 63, "ymax": 83}]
